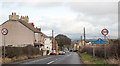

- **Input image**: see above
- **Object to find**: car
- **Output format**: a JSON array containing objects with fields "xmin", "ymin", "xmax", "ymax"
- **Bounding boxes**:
[
  {"xmin": 50, "ymin": 50, "xmax": 57, "ymax": 55},
  {"xmin": 59, "ymin": 51, "xmax": 65, "ymax": 55}
]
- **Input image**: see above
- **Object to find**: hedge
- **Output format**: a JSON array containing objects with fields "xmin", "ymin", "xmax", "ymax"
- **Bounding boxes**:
[{"xmin": 2, "ymin": 45, "xmax": 40, "ymax": 58}]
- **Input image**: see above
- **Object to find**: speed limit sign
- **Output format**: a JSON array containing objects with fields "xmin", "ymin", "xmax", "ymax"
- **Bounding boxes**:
[
  {"xmin": 1, "ymin": 28, "xmax": 8, "ymax": 35},
  {"xmin": 101, "ymin": 28, "xmax": 109, "ymax": 36}
]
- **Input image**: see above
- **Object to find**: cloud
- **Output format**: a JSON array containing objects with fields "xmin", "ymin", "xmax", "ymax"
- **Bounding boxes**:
[
  {"xmin": 69, "ymin": 2, "xmax": 117, "ymax": 15},
  {"xmin": 1, "ymin": 0, "xmax": 64, "ymax": 7},
  {"xmin": 0, "ymin": 1, "xmax": 118, "ymax": 39}
]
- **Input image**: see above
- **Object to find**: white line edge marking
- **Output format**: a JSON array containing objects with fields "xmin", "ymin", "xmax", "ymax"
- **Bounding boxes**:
[
  {"xmin": 23, "ymin": 57, "xmax": 52, "ymax": 64},
  {"xmin": 47, "ymin": 61, "xmax": 55, "ymax": 64}
]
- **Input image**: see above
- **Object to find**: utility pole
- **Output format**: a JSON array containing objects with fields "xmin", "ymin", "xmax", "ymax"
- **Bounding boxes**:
[
  {"xmin": 81, "ymin": 36, "xmax": 82, "ymax": 46},
  {"xmin": 52, "ymin": 30, "xmax": 54, "ymax": 50},
  {"xmin": 84, "ymin": 27, "xmax": 86, "ymax": 47}
]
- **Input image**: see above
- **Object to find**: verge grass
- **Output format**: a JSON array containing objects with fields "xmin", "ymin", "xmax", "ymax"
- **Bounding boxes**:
[{"xmin": 80, "ymin": 53, "xmax": 106, "ymax": 64}]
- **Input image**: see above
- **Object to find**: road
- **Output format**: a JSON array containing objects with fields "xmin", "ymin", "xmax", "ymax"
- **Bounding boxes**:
[{"xmin": 19, "ymin": 52, "xmax": 82, "ymax": 64}]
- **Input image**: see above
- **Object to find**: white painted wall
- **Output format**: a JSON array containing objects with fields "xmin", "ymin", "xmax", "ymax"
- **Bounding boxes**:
[{"xmin": 44, "ymin": 38, "xmax": 52, "ymax": 51}]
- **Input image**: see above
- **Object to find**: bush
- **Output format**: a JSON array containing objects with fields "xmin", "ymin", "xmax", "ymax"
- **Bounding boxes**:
[
  {"xmin": 2, "ymin": 46, "xmax": 40, "ymax": 58},
  {"xmin": 81, "ymin": 39, "xmax": 120, "ymax": 59}
]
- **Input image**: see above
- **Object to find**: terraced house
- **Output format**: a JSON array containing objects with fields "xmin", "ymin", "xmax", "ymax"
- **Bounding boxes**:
[{"xmin": 0, "ymin": 13, "xmax": 46, "ymax": 50}]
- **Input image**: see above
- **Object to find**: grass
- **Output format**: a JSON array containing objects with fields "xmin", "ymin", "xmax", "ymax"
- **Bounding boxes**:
[
  {"xmin": 2, "ymin": 54, "xmax": 41, "ymax": 64},
  {"xmin": 80, "ymin": 53, "xmax": 106, "ymax": 64}
]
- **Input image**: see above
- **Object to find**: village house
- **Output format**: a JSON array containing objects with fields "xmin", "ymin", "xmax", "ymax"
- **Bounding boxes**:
[
  {"xmin": 44, "ymin": 37, "xmax": 52, "ymax": 51},
  {"xmin": 0, "ymin": 26, "xmax": 2, "ymax": 47},
  {"xmin": 0, "ymin": 13, "xmax": 46, "ymax": 48},
  {"xmin": 0, "ymin": 13, "xmax": 59, "ymax": 56},
  {"xmin": 44, "ymin": 36, "xmax": 52, "ymax": 55},
  {"xmin": 73, "ymin": 43, "xmax": 77, "ymax": 51},
  {"xmin": 50, "ymin": 37, "xmax": 58, "ymax": 54}
]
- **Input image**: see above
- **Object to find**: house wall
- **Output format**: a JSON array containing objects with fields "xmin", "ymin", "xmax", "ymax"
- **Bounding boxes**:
[
  {"xmin": 0, "ymin": 21, "xmax": 34, "ymax": 47},
  {"xmin": 0, "ymin": 26, "xmax": 2, "ymax": 46},
  {"xmin": 44, "ymin": 38, "xmax": 52, "ymax": 51},
  {"xmin": 52, "ymin": 38, "xmax": 58, "ymax": 53},
  {"xmin": 74, "ymin": 44, "xmax": 77, "ymax": 50},
  {"xmin": 35, "ymin": 33, "xmax": 45, "ymax": 45}
]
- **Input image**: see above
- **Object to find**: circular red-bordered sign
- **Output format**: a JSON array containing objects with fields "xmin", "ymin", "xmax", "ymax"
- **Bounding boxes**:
[
  {"xmin": 101, "ymin": 28, "xmax": 109, "ymax": 36},
  {"xmin": 1, "ymin": 28, "xmax": 8, "ymax": 35}
]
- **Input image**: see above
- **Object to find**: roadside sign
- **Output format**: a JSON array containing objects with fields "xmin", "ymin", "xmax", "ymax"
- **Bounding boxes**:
[
  {"xmin": 101, "ymin": 28, "xmax": 109, "ymax": 36},
  {"xmin": 91, "ymin": 38, "xmax": 109, "ymax": 45},
  {"xmin": 1, "ymin": 28, "xmax": 8, "ymax": 58},
  {"xmin": 1, "ymin": 28, "xmax": 8, "ymax": 35}
]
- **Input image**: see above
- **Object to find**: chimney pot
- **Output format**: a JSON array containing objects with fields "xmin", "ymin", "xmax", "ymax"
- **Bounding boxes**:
[{"xmin": 14, "ymin": 13, "xmax": 16, "ymax": 15}]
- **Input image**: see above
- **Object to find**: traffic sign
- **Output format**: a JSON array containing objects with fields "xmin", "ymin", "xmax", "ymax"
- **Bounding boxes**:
[
  {"xmin": 1, "ymin": 28, "xmax": 8, "ymax": 58},
  {"xmin": 101, "ymin": 28, "xmax": 109, "ymax": 36},
  {"xmin": 91, "ymin": 38, "xmax": 109, "ymax": 45},
  {"xmin": 1, "ymin": 28, "xmax": 8, "ymax": 35}
]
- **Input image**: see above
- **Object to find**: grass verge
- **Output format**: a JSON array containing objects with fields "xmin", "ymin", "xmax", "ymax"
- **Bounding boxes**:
[
  {"xmin": 79, "ymin": 52, "xmax": 106, "ymax": 64},
  {"xmin": 2, "ymin": 54, "xmax": 41, "ymax": 64}
]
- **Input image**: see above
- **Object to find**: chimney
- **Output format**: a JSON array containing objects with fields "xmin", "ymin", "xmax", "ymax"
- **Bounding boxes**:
[
  {"xmin": 9, "ymin": 12, "xmax": 19, "ymax": 20},
  {"xmin": 20, "ymin": 16, "xmax": 29, "ymax": 22},
  {"xmin": 36, "ymin": 27, "xmax": 41, "ymax": 31},
  {"xmin": 29, "ymin": 23, "xmax": 34, "ymax": 27}
]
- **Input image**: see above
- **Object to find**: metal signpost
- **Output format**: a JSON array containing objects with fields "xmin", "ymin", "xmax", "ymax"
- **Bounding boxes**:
[
  {"xmin": 1, "ymin": 28, "xmax": 8, "ymax": 58},
  {"xmin": 93, "ymin": 45, "xmax": 95, "ymax": 58},
  {"xmin": 101, "ymin": 28, "xmax": 109, "ymax": 58},
  {"xmin": 91, "ymin": 38, "xmax": 109, "ymax": 58}
]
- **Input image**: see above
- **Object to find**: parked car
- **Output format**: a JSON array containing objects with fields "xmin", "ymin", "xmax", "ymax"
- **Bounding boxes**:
[
  {"xmin": 59, "ymin": 51, "xmax": 65, "ymax": 55},
  {"xmin": 50, "ymin": 50, "xmax": 57, "ymax": 55}
]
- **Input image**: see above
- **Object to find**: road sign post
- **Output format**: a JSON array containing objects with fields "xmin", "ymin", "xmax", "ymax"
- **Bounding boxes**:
[
  {"xmin": 1, "ymin": 28, "xmax": 8, "ymax": 58},
  {"xmin": 93, "ymin": 45, "xmax": 95, "ymax": 58},
  {"xmin": 91, "ymin": 38, "xmax": 109, "ymax": 58},
  {"xmin": 101, "ymin": 28, "xmax": 109, "ymax": 59},
  {"xmin": 104, "ymin": 36, "xmax": 106, "ymax": 58},
  {"xmin": 4, "ymin": 35, "xmax": 5, "ymax": 58}
]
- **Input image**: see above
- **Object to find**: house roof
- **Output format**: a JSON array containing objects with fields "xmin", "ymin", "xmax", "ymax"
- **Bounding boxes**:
[
  {"xmin": 1, "ymin": 20, "xmax": 48, "ymax": 37},
  {"xmin": 19, "ymin": 20, "xmax": 48, "ymax": 37},
  {"xmin": 18, "ymin": 20, "xmax": 40, "ymax": 33}
]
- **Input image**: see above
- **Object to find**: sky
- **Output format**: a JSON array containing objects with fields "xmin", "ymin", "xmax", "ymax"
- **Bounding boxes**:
[{"xmin": 0, "ymin": 0, "xmax": 119, "ymax": 40}]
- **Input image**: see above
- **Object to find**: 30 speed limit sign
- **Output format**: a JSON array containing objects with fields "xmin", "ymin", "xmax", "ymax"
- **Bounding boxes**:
[
  {"xmin": 1, "ymin": 28, "xmax": 8, "ymax": 35},
  {"xmin": 101, "ymin": 28, "xmax": 109, "ymax": 36}
]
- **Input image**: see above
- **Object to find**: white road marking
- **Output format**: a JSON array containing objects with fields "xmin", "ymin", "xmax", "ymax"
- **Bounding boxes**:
[
  {"xmin": 23, "ymin": 56, "xmax": 52, "ymax": 64},
  {"xmin": 47, "ymin": 61, "xmax": 55, "ymax": 64}
]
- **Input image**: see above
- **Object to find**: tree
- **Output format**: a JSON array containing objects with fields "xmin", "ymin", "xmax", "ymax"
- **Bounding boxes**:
[{"xmin": 55, "ymin": 34, "xmax": 71, "ymax": 50}]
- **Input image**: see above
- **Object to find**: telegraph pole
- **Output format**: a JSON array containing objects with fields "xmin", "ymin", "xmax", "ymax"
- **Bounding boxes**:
[
  {"xmin": 84, "ymin": 27, "xmax": 86, "ymax": 47},
  {"xmin": 81, "ymin": 36, "xmax": 82, "ymax": 46},
  {"xmin": 52, "ymin": 30, "xmax": 54, "ymax": 50}
]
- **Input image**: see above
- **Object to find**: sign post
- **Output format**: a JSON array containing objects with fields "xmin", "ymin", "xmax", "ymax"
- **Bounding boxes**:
[
  {"xmin": 104, "ymin": 36, "xmax": 107, "ymax": 58},
  {"xmin": 101, "ymin": 28, "xmax": 109, "ymax": 59},
  {"xmin": 1, "ymin": 28, "xmax": 8, "ymax": 58},
  {"xmin": 93, "ymin": 45, "xmax": 95, "ymax": 58},
  {"xmin": 91, "ymin": 38, "xmax": 109, "ymax": 58}
]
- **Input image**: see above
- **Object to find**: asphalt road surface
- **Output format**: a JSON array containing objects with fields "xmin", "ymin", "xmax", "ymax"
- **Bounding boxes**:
[{"xmin": 20, "ymin": 52, "xmax": 82, "ymax": 64}]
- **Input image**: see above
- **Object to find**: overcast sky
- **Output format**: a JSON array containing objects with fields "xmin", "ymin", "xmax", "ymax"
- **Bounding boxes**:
[{"xmin": 0, "ymin": 0, "xmax": 119, "ymax": 39}]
